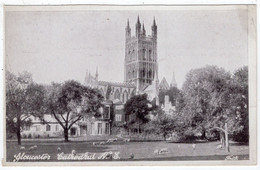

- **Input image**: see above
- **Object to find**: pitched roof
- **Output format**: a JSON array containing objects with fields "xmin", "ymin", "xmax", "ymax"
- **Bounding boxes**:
[
  {"xmin": 142, "ymin": 84, "xmax": 153, "ymax": 92},
  {"xmin": 98, "ymin": 81, "xmax": 136, "ymax": 88},
  {"xmin": 159, "ymin": 77, "xmax": 169, "ymax": 90}
]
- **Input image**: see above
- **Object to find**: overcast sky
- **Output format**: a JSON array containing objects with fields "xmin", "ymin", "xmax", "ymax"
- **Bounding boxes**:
[{"xmin": 5, "ymin": 6, "xmax": 248, "ymax": 88}]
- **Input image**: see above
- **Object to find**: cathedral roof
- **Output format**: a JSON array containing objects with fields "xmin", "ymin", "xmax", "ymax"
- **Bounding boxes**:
[
  {"xmin": 142, "ymin": 84, "xmax": 153, "ymax": 92},
  {"xmin": 98, "ymin": 81, "xmax": 136, "ymax": 88}
]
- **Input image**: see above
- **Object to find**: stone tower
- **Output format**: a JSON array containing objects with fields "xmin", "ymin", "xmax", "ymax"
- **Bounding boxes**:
[{"xmin": 124, "ymin": 16, "xmax": 158, "ymax": 93}]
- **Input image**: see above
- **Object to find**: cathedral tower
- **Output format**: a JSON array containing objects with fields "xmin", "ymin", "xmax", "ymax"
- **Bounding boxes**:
[{"xmin": 124, "ymin": 16, "xmax": 158, "ymax": 93}]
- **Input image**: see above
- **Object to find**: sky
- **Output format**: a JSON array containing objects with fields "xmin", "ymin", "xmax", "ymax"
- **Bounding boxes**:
[{"xmin": 5, "ymin": 6, "xmax": 248, "ymax": 88}]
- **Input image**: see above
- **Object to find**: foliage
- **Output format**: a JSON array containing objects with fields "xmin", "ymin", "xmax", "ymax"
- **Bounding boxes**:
[
  {"xmin": 228, "ymin": 66, "xmax": 248, "ymax": 142},
  {"xmin": 159, "ymin": 86, "xmax": 179, "ymax": 106},
  {"xmin": 45, "ymin": 80, "xmax": 104, "ymax": 142},
  {"xmin": 6, "ymin": 71, "xmax": 46, "ymax": 144},
  {"xmin": 124, "ymin": 94, "xmax": 156, "ymax": 132},
  {"xmin": 181, "ymin": 65, "xmax": 248, "ymax": 142},
  {"xmin": 181, "ymin": 65, "xmax": 231, "ymax": 136},
  {"xmin": 144, "ymin": 109, "xmax": 186, "ymax": 141}
]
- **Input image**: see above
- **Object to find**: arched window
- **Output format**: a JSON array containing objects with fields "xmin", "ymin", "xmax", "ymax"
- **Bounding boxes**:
[
  {"xmin": 148, "ymin": 69, "xmax": 152, "ymax": 78},
  {"xmin": 143, "ymin": 49, "xmax": 146, "ymax": 60},
  {"xmin": 130, "ymin": 90, "xmax": 135, "ymax": 97},
  {"xmin": 149, "ymin": 50, "xmax": 152, "ymax": 61},
  {"xmin": 142, "ymin": 69, "xmax": 146, "ymax": 78},
  {"xmin": 114, "ymin": 89, "xmax": 120, "ymax": 100},
  {"xmin": 128, "ymin": 71, "xmax": 131, "ymax": 79},
  {"xmin": 132, "ymin": 70, "xmax": 135, "ymax": 78},
  {"xmin": 132, "ymin": 49, "xmax": 135, "ymax": 60},
  {"xmin": 122, "ymin": 90, "xmax": 128, "ymax": 103}
]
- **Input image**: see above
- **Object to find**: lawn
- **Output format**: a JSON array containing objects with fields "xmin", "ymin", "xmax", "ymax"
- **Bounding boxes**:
[{"xmin": 5, "ymin": 139, "xmax": 249, "ymax": 162}]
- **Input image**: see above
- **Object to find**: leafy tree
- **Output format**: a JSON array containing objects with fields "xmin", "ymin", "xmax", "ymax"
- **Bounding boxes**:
[
  {"xmin": 144, "ymin": 109, "xmax": 186, "ymax": 141},
  {"xmin": 228, "ymin": 66, "xmax": 248, "ymax": 142},
  {"xmin": 6, "ymin": 71, "xmax": 46, "ymax": 145},
  {"xmin": 181, "ymin": 65, "xmax": 249, "ymax": 143},
  {"xmin": 45, "ymin": 80, "xmax": 103, "ymax": 142},
  {"xmin": 124, "ymin": 94, "xmax": 155, "ymax": 133},
  {"xmin": 182, "ymin": 65, "xmax": 232, "ymax": 139}
]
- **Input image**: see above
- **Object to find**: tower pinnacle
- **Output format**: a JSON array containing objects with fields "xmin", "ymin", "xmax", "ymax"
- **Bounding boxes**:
[
  {"xmin": 142, "ymin": 22, "xmax": 146, "ymax": 36},
  {"xmin": 136, "ymin": 16, "xmax": 141, "ymax": 37},
  {"xmin": 152, "ymin": 17, "xmax": 157, "ymax": 38},
  {"xmin": 127, "ymin": 18, "xmax": 130, "ymax": 28},
  {"xmin": 170, "ymin": 72, "xmax": 177, "ymax": 88},
  {"xmin": 153, "ymin": 17, "xmax": 157, "ymax": 26}
]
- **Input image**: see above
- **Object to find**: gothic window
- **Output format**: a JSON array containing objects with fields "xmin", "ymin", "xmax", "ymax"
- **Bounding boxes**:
[
  {"xmin": 128, "ymin": 50, "xmax": 131, "ymax": 61},
  {"xmin": 132, "ymin": 49, "xmax": 135, "ymax": 60},
  {"xmin": 114, "ymin": 89, "xmax": 120, "ymax": 100},
  {"xmin": 132, "ymin": 70, "xmax": 135, "ymax": 78},
  {"xmin": 130, "ymin": 90, "xmax": 135, "ymax": 97},
  {"xmin": 128, "ymin": 71, "xmax": 131, "ymax": 79},
  {"xmin": 46, "ymin": 125, "xmax": 51, "ymax": 131},
  {"xmin": 122, "ymin": 90, "xmax": 129, "ymax": 103},
  {"xmin": 149, "ymin": 50, "xmax": 152, "ymax": 61},
  {"xmin": 148, "ymin": 69, "xmax": 152, "ymax": 78},
  {"xmin": 142, "ymin": 49, "xmax": 146, "ymax": 60},
  {"xmin": 142, "ymin": 69, "xmax": 146, "ymax": 78}
]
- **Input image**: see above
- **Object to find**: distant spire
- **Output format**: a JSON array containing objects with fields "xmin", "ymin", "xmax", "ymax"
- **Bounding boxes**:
[
  {"xmin": 170, "ymin": 72, "xmax": 177, "ymax": 88},
  {"xmin": 153, "ymin": 65, "xmax": 159, "ymax": 83},
  {"xmin": 137, "ymin": 15, "xmax": 140, "ymax": 24},
  {"xmin": 152, "ymin": 17, "xmax": 157, "ymax": 38},
  {"xmin": 136, "ymin": 15, "xmax": 141, "ymax": 37},
  {"xmin": 127, "ymin": 18, "xmax": 130, "ymax": 28},
  {"xmin": 142, "ymin": 22, "xmax": 146, "ymax": 36},
  {"xmin": 153, "ymin": 17, "xmax": 156, "ymax": 26}
]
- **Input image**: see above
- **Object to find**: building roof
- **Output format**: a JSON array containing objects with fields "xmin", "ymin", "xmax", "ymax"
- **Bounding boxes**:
[
  {"xmin": 98, "ymin": 81, "xmax": 136, "ymax": 88},
  {"xmin": 142, "ymin": 84, "xmax": 153, "ymax": 92},
  {"xmin": 159, "ymin": 77, "xmax": 170, "ymax": 90}
]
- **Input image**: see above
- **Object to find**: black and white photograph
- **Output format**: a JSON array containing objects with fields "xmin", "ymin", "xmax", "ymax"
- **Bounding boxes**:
[{"xmin": 2, "ymin": 4, "xmax": 257, "ymax": 165}]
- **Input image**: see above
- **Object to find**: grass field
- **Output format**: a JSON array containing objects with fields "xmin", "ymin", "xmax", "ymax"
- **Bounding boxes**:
[{"xmin": 5, "ymin": 139, "xmax": 249, "ymax": 162}]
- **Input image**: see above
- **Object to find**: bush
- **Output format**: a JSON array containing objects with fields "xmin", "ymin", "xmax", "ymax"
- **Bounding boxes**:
[{"xmin": 231, "ymin": 131, "xmax": 249, "ymax": 143}]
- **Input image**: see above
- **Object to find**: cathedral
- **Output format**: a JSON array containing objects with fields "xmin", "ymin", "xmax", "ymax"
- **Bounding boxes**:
[
  {"xmin": 85, "ymin": 16, "xmax": 177, "ymax": 104},
  {"xmin": 21, "ymin": 16, "xmax": 178, "ymax": 138}
]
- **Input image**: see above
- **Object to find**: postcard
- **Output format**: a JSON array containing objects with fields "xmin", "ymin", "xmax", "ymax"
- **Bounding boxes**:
[{"xmin": 2, "ymin": 5, "xmax": 257, "ymax": 166}]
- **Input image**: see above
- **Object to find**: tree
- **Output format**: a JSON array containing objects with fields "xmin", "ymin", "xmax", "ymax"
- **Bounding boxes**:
[
  {"xmin": 181, "ymin": 65, "xmax": 232, "ymax": 139},
  {"xmin": 124, "ymin": 94, "xmax": 155, "ymax": 133},
  {"xmin": 6, "ymin": 71, "xmax": 46, "ymax": 145},
  {"xmin": 228, "ymin": 66, "xmax": 248, "ymax": 142},
  {"xmin": 181, "ymin": 65, "xmax": 249, "ymax": 144},
  {"xmin": 45, "ymin": 80, "xmax": 104, "ymax": 142},
  {"xmin": 144, "ymin": 109, "xmax": 187, "ymax": 141}
]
